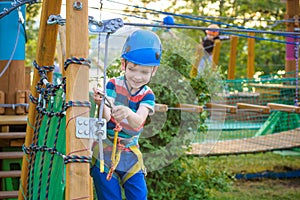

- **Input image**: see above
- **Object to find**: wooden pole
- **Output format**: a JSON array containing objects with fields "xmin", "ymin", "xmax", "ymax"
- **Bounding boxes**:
[
  {"xmin": 18, "ymin": 0, "xmax": 62, "ymax": 199},
  {"xmin": 247, "ymin": 32, "xmax": 255, "ymax": 78},
  {"xmin": 65, "ymin": 0, "xmax": 92, "ymax": 199},
  {"xmin": 285, "ymin": 0, "xmax": 299, "ymax": 76},
  {"xmin": 212, "ymin": 39, "xmax": 221, "ymax": 70},
  {"xmin": 227, "ymin": 36, "xmax": 238, "ymax": 80},
  {"xmin": 57, "ymin": 25, "xmax": 67, "ymax": 76},
  {"xmin": 190, "ymin": 44, "xmax": 203, "ymax": 78}
]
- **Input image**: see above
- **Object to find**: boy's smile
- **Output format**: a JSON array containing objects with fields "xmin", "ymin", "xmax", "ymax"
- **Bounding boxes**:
[{"xmin": 123, "ymin": 61, "xmax": 157, "ymax": 93}]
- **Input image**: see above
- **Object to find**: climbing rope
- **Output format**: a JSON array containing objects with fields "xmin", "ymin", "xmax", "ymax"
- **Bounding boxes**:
[{"xmin": 23, "ymin": 59, "xmax": 92, "ymax": 199}]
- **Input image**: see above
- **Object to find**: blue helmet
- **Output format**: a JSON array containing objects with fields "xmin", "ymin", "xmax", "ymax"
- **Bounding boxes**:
[
  {"xmin": 163, "ymin": 15, "xmax": 175, "ymax": 25},
  {"xmin": 121, "ymin": 30, "xmax": 162, "ymax": 66}
]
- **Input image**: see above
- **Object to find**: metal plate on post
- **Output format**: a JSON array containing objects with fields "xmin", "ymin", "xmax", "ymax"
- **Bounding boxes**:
[
  {"xmin": 88, "ymin": 17, "xmax": 123, "ymax": 33},
  {"xmin": 76, "ymin": 117, "xmax": 106, "ymax": 140}
]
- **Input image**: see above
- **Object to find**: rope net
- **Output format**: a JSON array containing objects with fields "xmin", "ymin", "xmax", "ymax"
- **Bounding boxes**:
[
  {"xmin": 22, "ymin": 60, "xmax": 92, "ymax": 200},
  {"xmin": 192, "ymin": 73, "xmax": 300, "ymax": 156},
  {"xmin": 23, "ymin": 80, "xmax": 66, "ymax": 200}
]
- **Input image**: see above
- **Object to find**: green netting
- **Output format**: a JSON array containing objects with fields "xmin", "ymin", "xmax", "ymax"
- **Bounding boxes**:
[
  {"xmin": 224, "ymin": 75, "xmax": 298, "ymax": 106},
  {"xmin": 193, "ymin": 73, "xmax": 300, "ymax": 154},
  {"xmin": 26, "ymin": 88, "xmax": 66, "ymax": 200}
]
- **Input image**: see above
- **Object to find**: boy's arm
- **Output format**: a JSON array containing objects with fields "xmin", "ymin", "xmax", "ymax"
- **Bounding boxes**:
[
  {"xmin": 101, "ymin": 103, "xmax": 112, "ymax": 122},
  {"xmin": 112, "ymin": 105, "xmax": 150, "ymax": 129},
  {"xmin": 93, "ymin": 87, "xmax": 112, "ymax": 121}
]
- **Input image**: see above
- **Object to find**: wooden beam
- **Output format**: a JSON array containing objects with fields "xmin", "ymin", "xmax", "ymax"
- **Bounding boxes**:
[
  {"xmin": 206, "ymin": 103, "xmax": 237, "ymax": 113},
  {"xmin": 0, "ymin": 170, "xmax": 21, "ymax": 178},
  {"xmin": 237, "ymin": 103, "xmax": 270, "ymax": 114},
  {"xmin": 65, "ymin": 0, "xmax": 92, "ymax": 199},
  {"xmin": 0, "ymin": 151, "xmax": 23, "ymax": 159},
  {"xmin": 0, "ymin": 132, "xmax": 26, "ymax": 139},
  {"xmin": 0, "ymin": 115, "xmax": 27, "ymax": 125},
  {"xmin": 267, "ymin": 103, "xmax": 300, "ymax": 113},
  {"xmin": 248, "ymin": 83, "xmax": 298, "ymax": 89},
  {"xmin": 227, "ymin": 36, "xmax": 238, "ymax": 80},
  {"xmin": 19, "ymin": 0, "xmax": 62, "ymax": 199},
  {"xmin": 155, "ymin": 104, "xmax": 168, "ymax": 112},
  {"xmin": 176, "ymin": 103, "xmax": 203, "ymax": 113}
]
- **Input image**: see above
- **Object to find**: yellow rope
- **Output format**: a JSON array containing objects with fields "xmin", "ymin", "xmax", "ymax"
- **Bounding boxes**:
[{"xmin": 106, "ymin": 123, "xmax": 122, "ymax": 180}]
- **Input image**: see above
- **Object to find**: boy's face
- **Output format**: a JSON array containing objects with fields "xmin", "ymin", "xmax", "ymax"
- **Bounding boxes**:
[{"xmin": 122, "ymin": 60, "xmax": 158, "ymax": 90}]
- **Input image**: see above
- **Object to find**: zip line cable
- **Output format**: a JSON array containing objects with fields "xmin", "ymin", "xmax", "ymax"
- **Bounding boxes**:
[
  {"xmin": 123, "ymin": 22, "xmax": 300, "ymax": 37},
  {"xmin": 0, "ymin": 0, "xmax": 37, "ymax": 19},
  {"xmin": 95, "ymin": 6, "xmax": 293, "ymax": 26},
  {"xmin": 106, "ymin": 0, "xmax": 290, "ymax": 32}
]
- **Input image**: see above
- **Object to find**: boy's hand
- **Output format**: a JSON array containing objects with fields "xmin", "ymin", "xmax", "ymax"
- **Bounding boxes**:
[
  {"xmin": 93, "ymin": 87, "xmax": 103, "ymax": 105},
  {"xmin": 112, "ymin": 105, "xmax": 131, "ymax": 123}
]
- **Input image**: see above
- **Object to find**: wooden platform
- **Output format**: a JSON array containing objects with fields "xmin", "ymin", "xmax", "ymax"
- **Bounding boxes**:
[
  {"xmin": 0, "ymin": 115, "xmax": 28, "ymax": 125},
  {"xmin": 0, "ymin": 191, "xmax": 19, "ymax": 199},
  {"xmin": 189, "ymin": 128, "xmax": 300, "ymax": 156}
]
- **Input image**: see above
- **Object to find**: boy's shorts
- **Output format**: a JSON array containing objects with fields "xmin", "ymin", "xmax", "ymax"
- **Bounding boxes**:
[{"xmin": 91, "ymin": 165, "xmax": 147, "ymax": 200}]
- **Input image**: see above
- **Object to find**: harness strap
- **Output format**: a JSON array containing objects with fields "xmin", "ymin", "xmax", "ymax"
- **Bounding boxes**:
[
  {"xmin": 121, "ymin": 145, "xmax": 146, "ymax": 185},
  {"xmin": 92, "ymin": 124, "xmax": 145, "ymax": 184},
  {"xmin": 106, "ymin": 127, "xmax": 120, "ymax": 180}
]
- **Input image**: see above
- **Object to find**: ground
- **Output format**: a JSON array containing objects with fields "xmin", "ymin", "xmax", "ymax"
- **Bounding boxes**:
[{"xmin": 216, "ymin": 178, "xmax": 300, "ymax": 200}]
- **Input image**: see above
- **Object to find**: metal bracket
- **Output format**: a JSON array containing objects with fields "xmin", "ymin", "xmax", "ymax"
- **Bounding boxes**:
[
  {"xmin": 47, "ymin": 14, "xmax": 66, "ymax": 25},
  {"xmin": 76, "ymin": 117, "xmax": 106, "ymax": 140},
  {"xmin": 88, "ymin": 17, "xmax": 123, "ymax": 33}
]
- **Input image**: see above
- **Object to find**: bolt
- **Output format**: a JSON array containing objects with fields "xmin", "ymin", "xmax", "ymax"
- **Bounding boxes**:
[{"xmin": 73, "ymin": 1, "xmax": 83, "ymax": 10}]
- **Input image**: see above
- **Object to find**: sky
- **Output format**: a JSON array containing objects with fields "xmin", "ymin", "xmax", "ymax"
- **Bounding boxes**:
[{"xmin": 60, "ymin": 0, "xmax": 176, "ymax": 23}]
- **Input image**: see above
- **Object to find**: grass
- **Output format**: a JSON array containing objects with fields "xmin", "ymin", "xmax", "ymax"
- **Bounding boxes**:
[
  {"xmin": 201, "ymin": 152, "xmax": 300, "ymax": 200},
  {"xmin": 214, "ymin": 178, "xmax": 300, "ymax": 200}
]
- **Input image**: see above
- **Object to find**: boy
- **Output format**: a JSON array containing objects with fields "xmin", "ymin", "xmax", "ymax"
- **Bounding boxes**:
[{"xmin": 91, "ymin": 29, "xmax": 162, "ymax": 200}]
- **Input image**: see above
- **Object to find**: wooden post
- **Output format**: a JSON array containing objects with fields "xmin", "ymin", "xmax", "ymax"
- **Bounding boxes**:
[
  {"xmin": 227, "ymin": 36, "xmax": 238, "ymax": 80},
  {"xmin": 247, "ymin": 32, "xmax": 255, "ymax": 78},
  {"xmin": 57, "ymin": 25, "xmax": 67, "ymax": 76},
  {"xmin": 285, "ymin": 0, "xmax": 299, "ymax": 76},
  {"xmin": 0, "ymin": 91, "xmax": 4, "ymax": 114},
  {"xmin": 212, "ymin": 39, "xmax": 221, "ymax": 69},
  {"xmin": 65, "ymin": 0, "xmax": 92, "ymax": 199},
  {"xmin": 190, "ymin": 44, "xmax": 203, "ymax": 78},
  {"xmin": 18, "ymin": 0, "xmax": 62, "ymax": 199},
  {"xmin": 0, "ymin": 60, "xmax": 25, "ymax": 114}
]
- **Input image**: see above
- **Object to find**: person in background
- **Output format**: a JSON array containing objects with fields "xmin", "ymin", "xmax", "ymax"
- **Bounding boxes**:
[
  {"xmin": 197, "ymin": 24, "xmax": 220, "ymax": 75},
  {"xmin": 205, "ymin": 24, "xmax": 220, "ymax": 41},
  {"xmin": 91, "ymin": 29, "xmax": 162, "ymax": 200},
  {"xmin": 197, "ymin": 37, "xmax": 215, "ymax": 75},
  {"xmin": 153, "ymin": 15, "xmax": 177, "ymax": 39}
]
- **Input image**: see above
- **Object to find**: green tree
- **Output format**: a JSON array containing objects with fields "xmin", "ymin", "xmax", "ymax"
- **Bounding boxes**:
[
  {"xmin": 127, "ymin": 0, "xmax": 287, "ymax": 77},
  {"xmin": 25, "ymin": 3, "xmax": 41, "ymax": 66}
]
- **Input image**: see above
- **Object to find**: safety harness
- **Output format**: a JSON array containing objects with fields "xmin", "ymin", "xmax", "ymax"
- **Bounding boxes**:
[{"xmin": 92, "ymin": 123, "xmax": 146, "ymax": 185}]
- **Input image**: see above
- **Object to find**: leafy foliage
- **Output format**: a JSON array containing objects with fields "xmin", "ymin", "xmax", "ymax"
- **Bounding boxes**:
[
  {"xmin": 25, "ymin": 3, "xmax": 41, "ymax": 66},
  {"xmin": 126, "ymin": 0, "xmax": 287, "ymax": 78}
]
